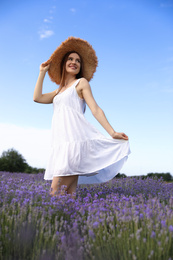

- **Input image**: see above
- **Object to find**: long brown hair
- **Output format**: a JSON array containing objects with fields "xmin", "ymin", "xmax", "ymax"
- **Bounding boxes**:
[{"xmin": 59, "ymin": 51, "xmax": 83, "ymax": 87}]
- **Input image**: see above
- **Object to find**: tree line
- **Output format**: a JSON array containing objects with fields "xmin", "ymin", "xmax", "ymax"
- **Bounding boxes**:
[
  {"xmin": 0, "ymin": 148, "xmax": 172, "ymax": 181},
  {"xmin": 0, "ymin": 148, "xmax": 45, "ymax": 174},
  {"xmin": 116, "ymin": 172, "xmax": 173, "ymax": 182}
]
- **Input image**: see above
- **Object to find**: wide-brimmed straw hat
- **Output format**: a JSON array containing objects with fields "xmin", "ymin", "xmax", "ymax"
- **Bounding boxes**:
[{"xmin": 47, "ymin": 36, "xmax": 98, "ymax": 85}]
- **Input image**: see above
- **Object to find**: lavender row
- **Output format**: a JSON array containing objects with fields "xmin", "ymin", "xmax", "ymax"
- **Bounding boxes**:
[{"xmin": 0, "ymin": 172, "xmax": 173, "ymax": 259}]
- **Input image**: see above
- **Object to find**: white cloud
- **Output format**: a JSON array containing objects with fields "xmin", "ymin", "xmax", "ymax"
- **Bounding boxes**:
[
  {"xmin": 70, "ymin": 8, "xmax": 76, "ymax": 13},
  {"xmin": 0, "ymin": 123, "xmax": 51, "ymax": 168},
  {"xmin": 49, "ymin": 6, "xmax": 56, "ymax": 14},
  {"xmin": 38, "ymin": 4, "xmax": 56, "ymax": 40},
  {"xmin": 44, "ymin": 18, "xmax": 52, "ymax": 23},
  {"xmin": 39, "ymin": 29, "xmax": 54, "ymax": 39}
]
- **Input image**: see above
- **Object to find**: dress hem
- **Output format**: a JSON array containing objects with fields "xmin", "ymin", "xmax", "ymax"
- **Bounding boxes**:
[{"xmin": 44, "ymin": 151, "xmax": 130, "ymax": 181}]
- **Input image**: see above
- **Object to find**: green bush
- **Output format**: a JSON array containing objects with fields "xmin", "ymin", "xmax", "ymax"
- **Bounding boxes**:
[
  {"xmin": 147, "ymin": 172, "xmax": 173, "ymax": 182},
  {"xmin": 0, "ymin": 148, "xmax": 26, "ymax": 172},
  {"xmin": 0, "ymin": 148, "xmax": 45, "ymax": 174}
]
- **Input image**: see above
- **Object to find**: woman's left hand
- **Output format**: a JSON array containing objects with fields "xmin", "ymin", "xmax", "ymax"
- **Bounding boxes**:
[{"xmin": 112, "ymin": 132, "xmax": 129, "ymax": 140}]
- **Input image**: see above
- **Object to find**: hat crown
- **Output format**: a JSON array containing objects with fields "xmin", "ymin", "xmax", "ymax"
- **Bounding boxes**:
[{"xmin": 48, "ymin": 37, "xmax": 98, "ymax": 85}]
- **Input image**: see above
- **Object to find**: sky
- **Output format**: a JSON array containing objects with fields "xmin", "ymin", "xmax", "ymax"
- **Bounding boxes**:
[{"xmin": 0, "ymin": 0, "xmax": 173, "ymax": 176}]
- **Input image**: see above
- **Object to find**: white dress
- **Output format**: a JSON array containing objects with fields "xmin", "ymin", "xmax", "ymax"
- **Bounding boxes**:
[{"xmin": 44, "ymin": 79, "xmax": 131, "ymax": 184}]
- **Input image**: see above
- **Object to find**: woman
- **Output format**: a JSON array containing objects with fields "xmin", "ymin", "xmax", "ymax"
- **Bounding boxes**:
[{"xmin": 33, "ymin": 37, "xmax": 130, "ymax": 198}]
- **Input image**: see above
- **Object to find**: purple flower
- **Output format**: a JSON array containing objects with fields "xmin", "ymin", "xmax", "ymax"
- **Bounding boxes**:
[
  {"xmin": 161, "ymin": 220, "xmax": 167, "ymax": 228},
  {"xmin": 151, "ymin": 231, "xmax": 156, "ymax": 238},
  {"xmin": 169, "ymin": 225, "xmax": 173, "ymax": 232},
  {"xmin": 93, "ymin": 221, "xmax": 99, "ymax": 228},
  {"xmin": 139, "ymin": 213, "xmax": 144, "ymax": 219},
  {"xmin": 88, "ymin": 229, "xmax": 95, "ymax": 239},
  {"xmin": 1, "ymin": 172, "xmax": 173, "ymax": 259},
  {"xmin": 61, "ymin": 235, "xmax": 66, "ymax": 244}
]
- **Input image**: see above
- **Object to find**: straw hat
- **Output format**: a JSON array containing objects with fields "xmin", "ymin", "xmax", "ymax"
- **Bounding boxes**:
[{"xmin": 47, "ymin": 36, "xmax": 98, "ymax": 85}]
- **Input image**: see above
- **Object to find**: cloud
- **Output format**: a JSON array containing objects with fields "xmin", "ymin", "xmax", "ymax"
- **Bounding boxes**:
[
  {"xmin": 49, "ymin": 6, "xmax": 56, "ymax": 13},
  {"xmin": 38, "ymin": 5, "xmax": 56, "ymax": 40},
  {"xmin": 39, "ymin": 29, "xmax": 54, "ymax": 39},
  {"xmin": 44, "ymin": 18, "xmax": 52, "ymax": 23},
  {"xmin": 0, "ymin": 123, "xmax": 51, "ymax": 168},
  {"xmin": 70, "ymin": 8, "xmax": 76, "ymax": 13}
]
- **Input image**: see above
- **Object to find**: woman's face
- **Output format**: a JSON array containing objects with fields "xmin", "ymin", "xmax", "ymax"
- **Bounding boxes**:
[{"xmin": 65, "ymin": 53, "xmax": 81, "ymax": 76}]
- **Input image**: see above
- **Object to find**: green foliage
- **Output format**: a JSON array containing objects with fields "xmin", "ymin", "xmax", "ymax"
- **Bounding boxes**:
[
  {"xmin": 147, "ymin": 172, "xmax": 173, "ymax": 182},
  {"xmin": 0, "ymin": 148, "xmax": 45, "ymax": 174},
  {"xmin": 0, "ymin": 148, "xmax": 26, "ymax": 173},
  {"xmin": 131, "ymin": 173, "xmax": 173, "ymax": 182},
  {"xmin": 24, "ymin": 165, "xmax": 45, "ymax": 174},
  {"xmin": 116, "ymin": 173, "xmax": 127, "ymax": 178}
]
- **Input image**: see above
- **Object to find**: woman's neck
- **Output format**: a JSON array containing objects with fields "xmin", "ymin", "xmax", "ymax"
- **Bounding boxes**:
[{"xmin": 64, "ymin": 74, "xmax": 77, "ymax": 87}]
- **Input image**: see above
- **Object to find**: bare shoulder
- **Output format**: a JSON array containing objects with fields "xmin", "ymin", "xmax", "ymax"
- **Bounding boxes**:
[
  {"xmin": 76, "ymin": 78, "xmax": 91, "ymax": 99},
  {"xmin": 78, "ymin": 77, "xmax": 90, "ymax": 90}
]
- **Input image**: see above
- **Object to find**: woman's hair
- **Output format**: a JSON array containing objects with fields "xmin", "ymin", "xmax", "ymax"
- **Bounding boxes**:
[{"xmin": 59, "ymin": 51, "xmax": 83, "ymax": 87}]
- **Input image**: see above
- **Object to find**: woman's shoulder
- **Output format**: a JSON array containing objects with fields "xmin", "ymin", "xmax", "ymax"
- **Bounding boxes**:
[
  {"xmin": 78, "ymin": 77, "xmax": 90, "ymax": 87},
  {"xmin": 76, "ymin": 78, "xmax": 90, "ymax": 94}
]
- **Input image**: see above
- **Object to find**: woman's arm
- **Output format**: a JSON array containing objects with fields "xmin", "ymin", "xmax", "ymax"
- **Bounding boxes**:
[
  {"xmin": 79, "ymin": 78, "xmax": 128, "ymax": 140},
  {"xmin": 33, "ymin": 61, "xmax": 57, "ymax": 104}
]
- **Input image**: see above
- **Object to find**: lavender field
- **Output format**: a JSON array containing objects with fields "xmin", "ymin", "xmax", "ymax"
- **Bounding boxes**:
[{"xmin": 0, "ymin": 172, "xmax": 173, "ymax": 260}]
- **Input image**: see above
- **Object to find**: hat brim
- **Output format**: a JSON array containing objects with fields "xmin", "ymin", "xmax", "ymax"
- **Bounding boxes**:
[{"xmin": 48, "ymin": 37, "xmax": 98, "ymax": 85}]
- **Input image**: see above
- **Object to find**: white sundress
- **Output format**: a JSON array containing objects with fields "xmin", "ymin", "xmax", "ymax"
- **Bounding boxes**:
[{"xmin": 44, "ymin": 78, "xmax": 131, "ymax": 184}]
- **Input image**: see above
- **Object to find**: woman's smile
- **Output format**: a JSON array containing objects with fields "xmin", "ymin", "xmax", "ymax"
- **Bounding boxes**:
[
  {"xmin": 66, "ymin": 53, "xmax": 81, "ymax": 74},
  {"xmin": 69, "ymin": 65, "xmax": 77, "ymax": 70}
]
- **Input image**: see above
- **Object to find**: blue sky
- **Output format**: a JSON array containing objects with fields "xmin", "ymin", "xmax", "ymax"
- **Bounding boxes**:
[{"xmin": 0, "ymin": 0, "xmax": 173, "ymax": 176}]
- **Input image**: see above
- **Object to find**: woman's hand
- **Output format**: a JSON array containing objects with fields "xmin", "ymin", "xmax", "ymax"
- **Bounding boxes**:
[
  {"xmin": 112, "ymin": 131, "xmax": 129, "ymax": 140},
  {"xmin": 33, "ymin": 60, "xmax": 57, "ymax": 104},
  {"xmin": 40, "ymin": 60, "xmax": 51, "ymax": 73}
]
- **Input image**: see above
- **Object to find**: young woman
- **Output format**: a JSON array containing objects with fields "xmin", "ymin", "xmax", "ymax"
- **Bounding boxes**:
[{"xmin": 33, "ymin": 37, "xmax": 130, "ymax": 198}]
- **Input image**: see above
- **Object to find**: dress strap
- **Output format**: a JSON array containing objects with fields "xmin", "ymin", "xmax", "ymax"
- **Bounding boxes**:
[{"xmin": 73, "ymin": 78, "xmax": 81, "ymax": 89}]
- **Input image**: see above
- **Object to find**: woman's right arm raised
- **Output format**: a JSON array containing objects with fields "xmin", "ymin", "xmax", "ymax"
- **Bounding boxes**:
[{"xmin": 33, "ymin": 61, "xmax": 57, "ymax": 104}]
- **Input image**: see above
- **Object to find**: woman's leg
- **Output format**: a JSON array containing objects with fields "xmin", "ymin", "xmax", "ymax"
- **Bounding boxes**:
[
  {"xmin": 66, "ymin": 175, "xmax": 78, "ymax": 198},
  {"xmin": 50, "ymin": 175, "xmax": 78, "ymax": 197},
  {"xmin": 50, "ymin": 176, "xmax": 62, "ymax": 196}
]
